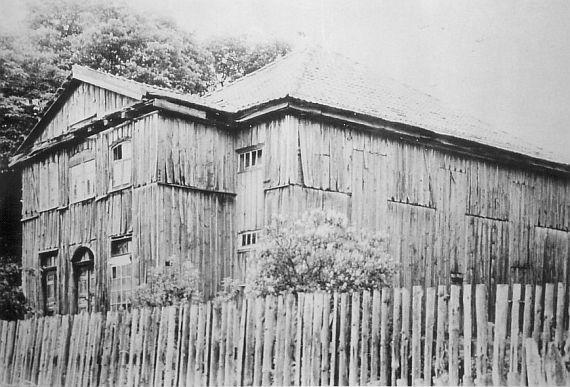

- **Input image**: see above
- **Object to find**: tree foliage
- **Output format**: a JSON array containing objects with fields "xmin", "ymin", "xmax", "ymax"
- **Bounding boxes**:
[
  {"xmin": 248, "ymin": 211, "xmax": 397, "ymax": 296},
  {"xmin": 0, "ymin": 0, "xmax": 292, "ymax": 163},
  {"xmin": 207, "ymin": 36, "xmax": 291, "ymax": 87},
  {"xmin": 0, "ymin": 255, "xmax": 29, "ymax": 320}
]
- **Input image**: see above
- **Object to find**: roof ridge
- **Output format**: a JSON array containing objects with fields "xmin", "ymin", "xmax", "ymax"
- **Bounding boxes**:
[{"xmin": 72, "ymin": 64, "xmax": 188, "ymax": 96}]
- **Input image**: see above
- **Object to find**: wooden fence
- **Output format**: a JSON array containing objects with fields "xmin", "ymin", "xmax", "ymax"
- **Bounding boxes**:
[{"xmin": 0, "ymin": 283, "xmax": 569, "ymax": 386}]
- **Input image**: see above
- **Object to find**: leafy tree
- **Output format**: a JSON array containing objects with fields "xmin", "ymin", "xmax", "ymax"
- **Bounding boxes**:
[
  {"xmin": 207, "ymin": 36, "xmax": 291, "ymax": 87},
  {"xmin": 248, "ymin": 210, "xmax": 397, "ymax": 296},
  {"xmin": 0, "ymin": 255, "xmax": 29, "ymax": 320}
]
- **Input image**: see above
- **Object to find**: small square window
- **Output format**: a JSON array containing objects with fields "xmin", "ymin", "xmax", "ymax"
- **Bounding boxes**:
[{"xmin": 238, "ymin": 147, "xmax": 264, "ymax": 172}]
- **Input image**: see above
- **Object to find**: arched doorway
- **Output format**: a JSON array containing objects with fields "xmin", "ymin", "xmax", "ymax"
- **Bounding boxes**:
[{"xmin": 72, "ymin": 247, "xmax": 95, "ymax": 313}]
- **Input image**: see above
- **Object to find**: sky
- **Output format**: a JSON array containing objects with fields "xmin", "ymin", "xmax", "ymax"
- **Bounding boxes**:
[{"xmin": 2, "ymin": 0, "xmax": 570, "ymax": 161}]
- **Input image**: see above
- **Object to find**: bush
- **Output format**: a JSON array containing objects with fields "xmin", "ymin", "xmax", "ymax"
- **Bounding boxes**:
[
  {"xmin": 248, "ymin": 210, "xmax": 397, "ymax": 296},
  {"xmin": 0, "ymin": 255, "xmax": 29, "ymax": 320},
  {"xmin": 130, "ymin": 259, "xmax": 202, "ymax": 308}
]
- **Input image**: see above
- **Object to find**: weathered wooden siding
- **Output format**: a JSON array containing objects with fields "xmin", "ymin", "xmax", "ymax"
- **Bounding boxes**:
[
  {"xmin": 34, "ymin": 83, "xmax": 136, "ymax": 145},
  {"xmin": 134, "ymin": 185, "xmax": 235, "ymax": 298},
  {"xmin": 262, "ymin": 115, "xmax": 570, "ymax": 289},
  {"xmin": 155, "ymin": 114, "xmax": 235, "ymax": 192},
  {"xmin": 20, "ymin": 113, "xmax": 158, "ymax": 313}
]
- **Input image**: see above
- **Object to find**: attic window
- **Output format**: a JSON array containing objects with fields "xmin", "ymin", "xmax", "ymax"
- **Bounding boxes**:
[
  {"xmin": 238, "ymin": 148, "xmax": 263, "ymax": 172},
  {"xmin": 111, "ymin": 141, "xmax": 132, "ymax": 188}
]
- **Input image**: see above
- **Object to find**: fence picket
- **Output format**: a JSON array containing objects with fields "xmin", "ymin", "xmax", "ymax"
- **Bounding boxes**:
[
  {"xmin": 338, "ymin": 293, "xmax": 349, "ymax": 386},
  {"xmin": 380, "ymin": 288, "xmax": 391, "ymax": 386},
  {"xmin": 262, "ymin": 295, "xmax": 276, "ymax": 386},
  {"xmin": 554, "ymin": 283, "xmax": 565, "ymax": 348},
  {"xmin": 411, "ymin": 286, "xmax": 422, "ymax": 385},
  {"xmin": 423, "ymin": 287, "xmax": 435, "ymax": 386},
  {"xmin": 0, "ymin": 282, "xmax": 569, "ymax": 386},
  {"xmin": 508, "ymin": 284, "xmax": 521, "ymax": 385},
  {"xmin": 370, "ymin": 289, "xmax": 381, "ymax": 383},
  {"xmin": 360, "ymin": 291, "xmax": 371, "ymax": 385},
  {"xmin": 493, "ymin": 284, "xmax": 509, "ymax": 386},
  {"xmin": 449, "ymin": 285, "xmax": 460, "ymax": 386},
  {"xmin": 329, "ymin": 293, "xmax": 340, "ymax": 387},
  {"xmin": 434, "ymin": 286, "xmax": 447, "ymax": 384},
  {"xmin": 311, "ymin": 293, "xmax": 323, "ymax": 386},
  {"xmin": 475, "ymin": 284, "xmax": 488, "ymax": 386}
]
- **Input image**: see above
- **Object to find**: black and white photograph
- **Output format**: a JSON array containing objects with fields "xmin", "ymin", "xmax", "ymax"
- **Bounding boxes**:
[{"xmin": 0, "ymin": 0, "xmax": 569, "ymax": 385}]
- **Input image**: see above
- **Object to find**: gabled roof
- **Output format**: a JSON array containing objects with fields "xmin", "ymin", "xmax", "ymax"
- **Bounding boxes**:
[
  {"xmin": 14, "ymin": 65, "xmax": 221, "ymax": 154},
  {"xmin": 205, "ymin": 47, "xmax": 568, "ymax": 165}
]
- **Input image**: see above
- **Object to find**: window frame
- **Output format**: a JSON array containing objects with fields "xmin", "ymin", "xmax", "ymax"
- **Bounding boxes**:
[
  {"xmin": 110, "ymin": 140, "xmax": 132, "ymax": 190},
  {"xmin": 39, "ymin": 250, "xmax": 58, "ymax": 315},
  {"xmin": 237, "ymin": 230, "xmax": 261, "ymax": 251},
  {"xmin": 237, "ymin": 145, "xmax": 264, "ymax": 173},
  {"xmin": 109, "ymin": 235, "xmax": 133, "ymax": 311}
]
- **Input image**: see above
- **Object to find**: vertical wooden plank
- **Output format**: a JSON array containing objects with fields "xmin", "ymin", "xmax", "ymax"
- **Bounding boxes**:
[
  {"xmin": 542, "ymin": 283, "xmax": 555, "ymax": 356},
  {"xmin": 400, "ymin": 287, "xmax": 411, "ymax": 385},
  {"xmin": 253, "ymin": 297, "xmax": 266, "ymax": 386},
  {"xmin": 272, "ymin": 295, "xmax": 285, "ymax": 386},
  {"xmin": 223, "ymin": 301, "xmax": 235, "ymax": 387},
  {"xmin": 338, "ymin": 293, "xmax": 350, "ymax": 386},
  {"xmin": 532, "ymin": 285, "xmax": 543, "ymax": 344},
  {"xmin": 520, "ymin": 284, "xmax": 533, "ymax": 387},
  {"xmin": 283, "ymin": 293, "xmax": 296, "ymax": 387},
  {"xmin": 435, "ymin": 285, "xmax": 448, "ymax": 384},
  {"xmin": 193, "ymin": 303, "xmax": 207, "ymax": 387},
  {"xmin": 117, "ymin": 311, "xmax": 132, "ymax": 387},
  {"xmin": 448, "ymin": 285, "xmax": 460, "ymax": 386},
  {"xmin": 359, "ymin": 291, "xmax": 371, "ymax": 386},
  {"xmin": 523, "ymin": 338, "xmax": 546, "ymax": 386},
  {"xmin": 177, "ymin": 304, "xmax": 190, "ymax": 387},
  {"xmin": 508, "ymin": 284, "xmax": 521, "ymax": 385},
  {"xmin": 411, "ymin": 286, "xmax": 423, "ymax": 385},
  {"xmin": 328, "ymin": 293, "xmax": 340, "ymax": 387},
  {"xmin": 262, "ymin": 295, "xmax": 276, "ymax": 386},
  {"xmin": 492, "ymin": 284, "xmax": 509, "ymax": 386},
  {"xmin": 163, "ymin": 306, "xmax": 178, "ymax": 387},
  {"xmin": 203, "ymin": 302, "xmax": 212, "ymax": 386},
  {"xmin": 391, "ymin": 287, "xmax": 402, "ymax": 386},
  {"xmin": 234, "ymin": 300, "xmax": 247, "ymax": 386},
  {"xmin": 311, "ymin": 293, "xmax": 323, "ymax": 387},
  {"xmin": 423, "ymin": 287, "xmax": 436, "ymax": 386},
  {"xmin": 185, "ymin": 304, "xmax": 199, "ymax": 387},
  {"xmin": 380, "ymin": 288, "xmax": 391, "ymax": 386},
  {"xmin": 301, "ymin": 293, "xmax": 314, "ymax": 386},
  {"xmin": 208, "ymin": 304, "xmax": 221, "ymax": 387},
  {"xmin": 463, "ymin": 284, "xmax": 474, "ymax": 385},
  {"xmin": 217, "ymin": 302, "xmax": 228, "ymax": 387},
  {"xmin": 370, "ymin": 290, "xmax": 381, "ymax": 383},
  {"xmin": 475, "ymin": 284, "xmax": 489, "ymax": 386},
  {"xmin": 348, "ymin": 292, "xmax": 361, "ymax": 386},
  {"xmin": 554, "ymin": 283, "xmax": 565, "ymax": 348},
  {"xmin": 320, "ymin": 292, "xmax": 331, "ymax": 386},
  {"xmin": 243, "ymin": 298, "xmax": 256, "ymax": 386}
]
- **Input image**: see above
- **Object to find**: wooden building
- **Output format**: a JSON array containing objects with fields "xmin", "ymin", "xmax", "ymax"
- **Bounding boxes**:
[{"xmin": 10, "ymin": 48, "xmax": 570, "ymax": 314}]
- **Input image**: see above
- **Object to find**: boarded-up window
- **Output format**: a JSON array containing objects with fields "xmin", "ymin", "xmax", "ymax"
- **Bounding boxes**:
[
  {"xmin": 109, "ymin": 237, "xmax": 132, "ymax": 310},
  {"xmin": 38, "ymin": 157, "xmax": 59, "ymax": 210},
  {"xmin": 69, "ymin": 159, "xmax": 95, "ymax": 203},
  {"xmin": 111, "ymin": 141, "xmax": 132, "ymax": 188},
  {"xmin": 40, "ymin": 250, "xmax": 58, "ymax": 315}
]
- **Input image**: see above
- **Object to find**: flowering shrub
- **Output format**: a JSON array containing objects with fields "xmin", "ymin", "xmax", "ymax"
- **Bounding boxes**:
[
  {"xmin": 249, "ymin": 210, "xmax": 397, "ymax": 296},
  {"xmin": 130, "ymin": 259, "xmax": 202, "ymax": 307}
]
